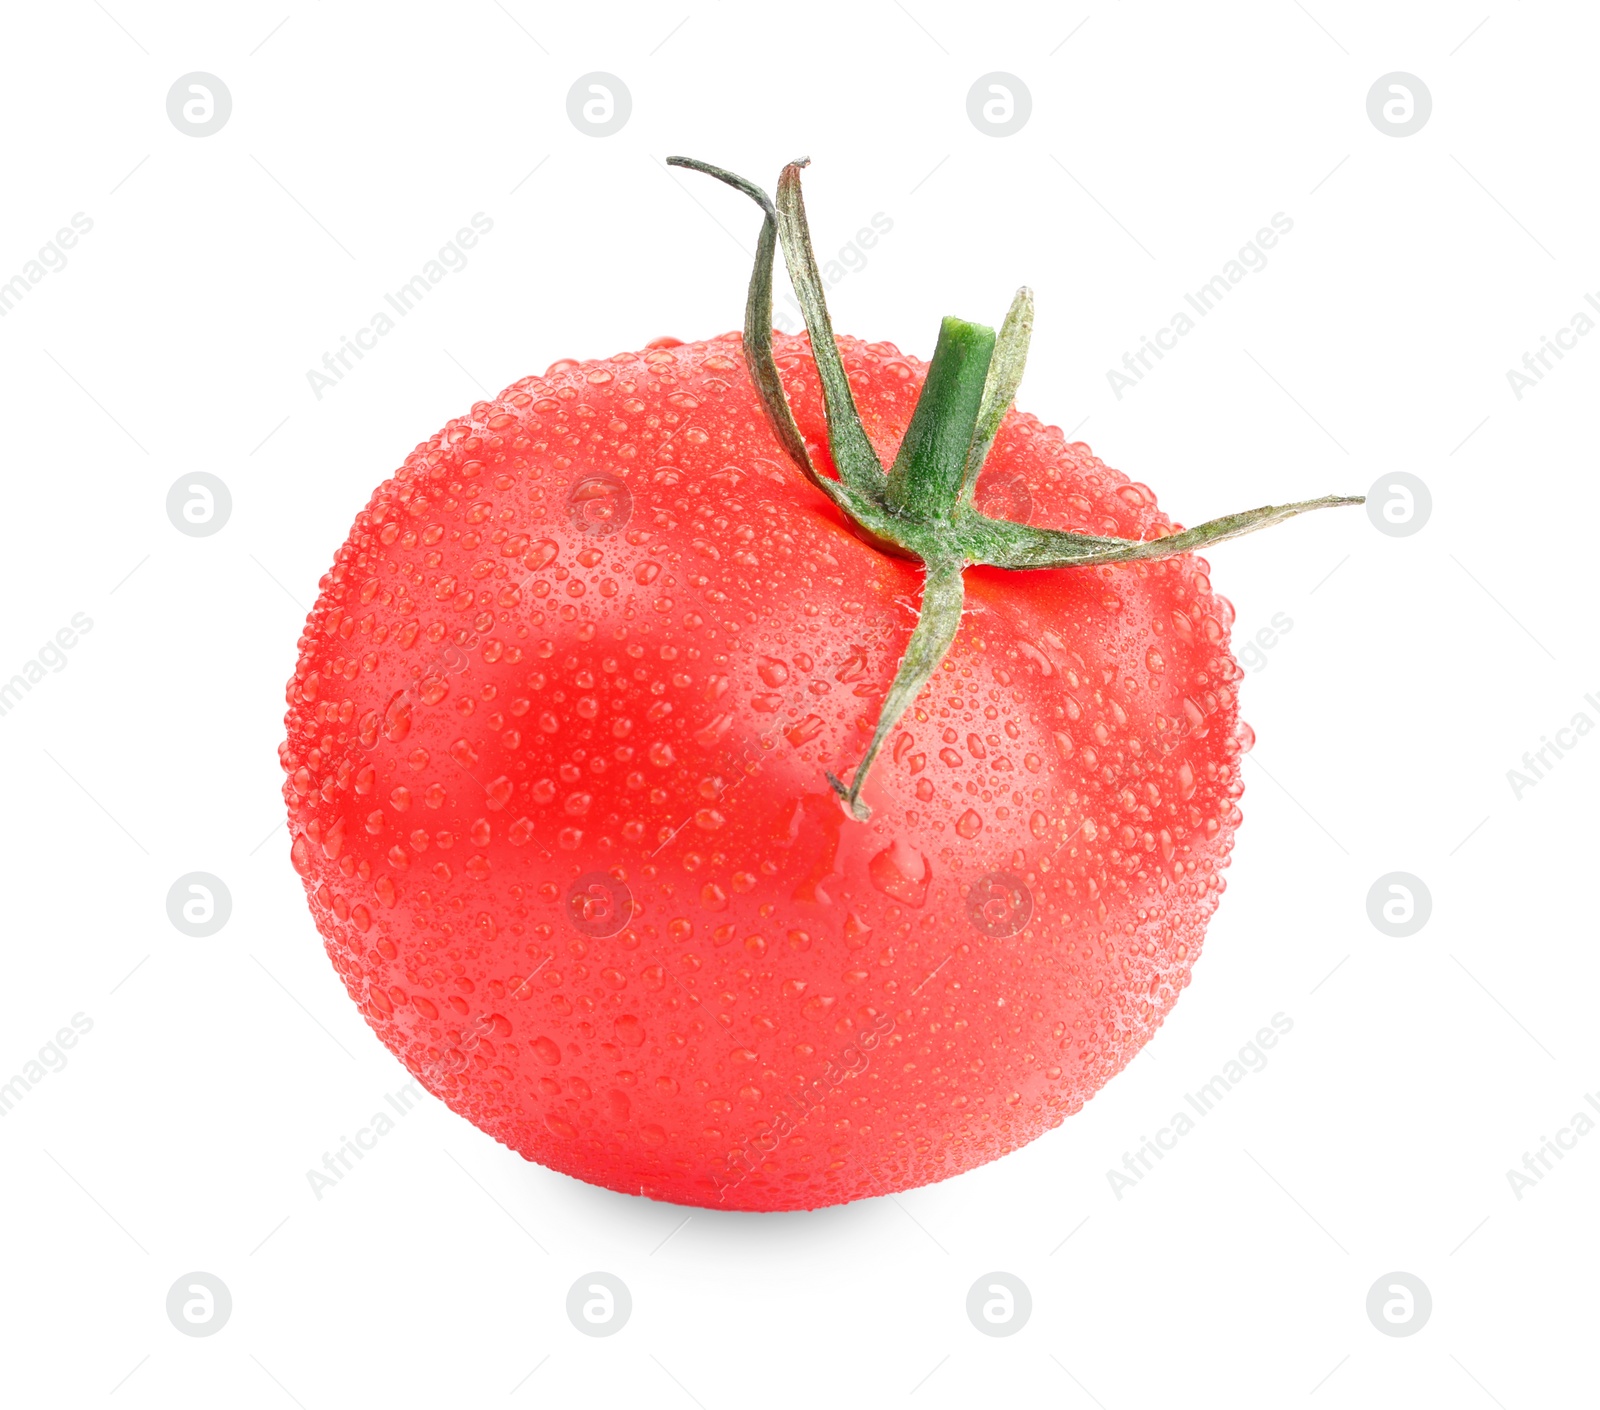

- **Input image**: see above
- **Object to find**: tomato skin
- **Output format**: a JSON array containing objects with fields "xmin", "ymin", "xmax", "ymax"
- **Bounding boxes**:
[{"xmin": 281, "ymin": 331, "xmax": 1247, "ymax": 1210}]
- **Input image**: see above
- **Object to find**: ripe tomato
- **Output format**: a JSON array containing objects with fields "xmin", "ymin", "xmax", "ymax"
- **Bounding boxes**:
[{"xmin": 281, "ymin": 328, "xmax": 1256, "ymax": 1210}]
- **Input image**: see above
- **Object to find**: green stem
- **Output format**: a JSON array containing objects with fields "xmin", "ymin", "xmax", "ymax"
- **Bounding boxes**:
[
  {"xmin": 774, "ymin": 161, "xmax": 886, "ymax": 499},
  {"xmin": 667, "ymin": 156, "xmax": 1366, "ymax": 823},
  {"xmin": 827, "ymin": 558, "xmax": 965, "ymax": 821},
  {"xmin": 961, "ymin": 287, "xmax": 1033, "ymax": 506},
  {"xmin": 884, "ymin": 317, "xmax": 996, "ymax": 520},
  {"xmin": 664, "ymin": 156, "xmax": 843, "ymax": 511},
  {"xmin": 958, "ymin": 495, "xmax": 1365, "ymax": 570}
]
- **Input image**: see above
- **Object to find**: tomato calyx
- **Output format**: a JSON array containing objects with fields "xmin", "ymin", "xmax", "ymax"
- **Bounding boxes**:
[{"xmin": 669, "ymin": 155, "xmax": 1363, "ymax": 821}]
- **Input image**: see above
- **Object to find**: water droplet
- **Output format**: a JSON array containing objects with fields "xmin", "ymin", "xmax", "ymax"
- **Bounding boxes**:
[
  {"xmin": 786, "ymin": 714, "xmax": 824, "ymax": 746},
  {"xmin": 867, "ymin": 839, "xmax": 932, "ymax": 907},
  {"xmin": 383, "ymin": 693, "xmax": 411, "ymax": 741}
]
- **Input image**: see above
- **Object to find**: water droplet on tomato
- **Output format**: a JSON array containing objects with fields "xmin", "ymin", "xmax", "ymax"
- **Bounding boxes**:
[
  {"xmin": 867, "ymin": 839, "xmax": 932, "ymax": 907},
  {"xmin": 786, "ymin": 714, "xmax": 824, "ymax": 746},
  {"xmin": 383, "ymin": 693, "xmax": 411, "ymax": 741}
]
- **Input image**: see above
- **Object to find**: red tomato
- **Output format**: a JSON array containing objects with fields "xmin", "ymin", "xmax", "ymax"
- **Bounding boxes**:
[{"xmin": 281, "ymin": 331, "xmax": 1251, "ymax": 1210}]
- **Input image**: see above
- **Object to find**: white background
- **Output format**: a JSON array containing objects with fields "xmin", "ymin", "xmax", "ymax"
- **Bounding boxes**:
[{"xmin": 1, "ymin": 2, "xmax": 1594, "ymax": 1405}]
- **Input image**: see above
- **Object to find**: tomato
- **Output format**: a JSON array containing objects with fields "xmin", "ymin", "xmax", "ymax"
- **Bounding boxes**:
[
  {"xmin": 282, "ymin": 156, "xmax": 1358, "ymax": 1210},
  {"xmin": 282, "ymin": 326, "xmax": 1260, "ymax": 1210}
]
